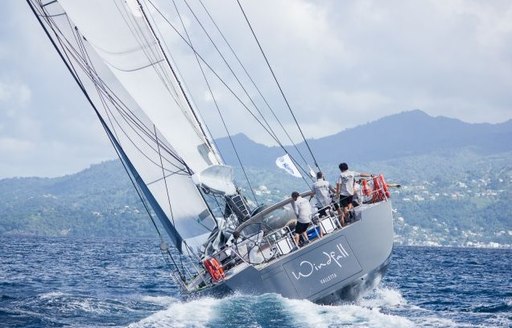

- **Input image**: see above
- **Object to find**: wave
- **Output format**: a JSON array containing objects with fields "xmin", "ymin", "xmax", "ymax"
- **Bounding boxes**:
[
  {"xmin": 128, "ymin": 296, "xmax": 217, "ymax": 328},
  {"xmin": 38, "ymin": 291, "xmax": 66, "ymax": 300},
  {"xmin": 471, "ymin": 298, "xmax": 512, "ymax": 314},
  {"xmin": 140, "ymin": 295, "xmax": 177, "ymax": 307},
  {"xmin": 358, "ymin": 287, "xmax": 408, "ymax": 308},
  {"xmin": 4, "ymin": 287, "xmax": 508, "ymax": 327},
  {"xmin": 128, "ymin": 286, "xmax": 512, "ymax": 328}
]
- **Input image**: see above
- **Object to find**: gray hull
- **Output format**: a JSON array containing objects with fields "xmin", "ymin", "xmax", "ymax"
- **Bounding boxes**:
[{"xmin": 188, "ymin": 200, "xmax": 394, "ymax": 304}]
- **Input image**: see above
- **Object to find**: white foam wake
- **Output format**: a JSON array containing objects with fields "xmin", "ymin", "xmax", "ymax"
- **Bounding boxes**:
[
  {"xmin": 358, "ymin": 287, "xmax": 408, "ymax": 309},
  {"xmin": 128, "ymin": 297, "xmax": 218, "ymax": 328},
  {"xmin": 283, "ymin": 296, "xmax": 414, "ymax": 328},
  {"xmin": 127, "ymin": 289, "xmax": 420, "ymax": 328}
]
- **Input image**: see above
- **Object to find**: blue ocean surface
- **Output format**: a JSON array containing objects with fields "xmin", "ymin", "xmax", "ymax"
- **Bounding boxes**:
[{"xmin": 0, "ymin": 236, "xmax": 510, "ymax": 327}]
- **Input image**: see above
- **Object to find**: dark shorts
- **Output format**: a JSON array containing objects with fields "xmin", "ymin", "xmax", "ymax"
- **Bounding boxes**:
[
  {"xmin": 317, "ymin": 206, "xmax": 329, "ymax": 217},
  {"xmin": 295, "ymin": 221, "xmax": 310, "ymax": 234},
  {"xmin": 317, "ymin": 202, "xmax": 340, "ymax": 217},
  {"xmin": 340, "ymin": 195, "xmax": 353, "ymax": 208}
]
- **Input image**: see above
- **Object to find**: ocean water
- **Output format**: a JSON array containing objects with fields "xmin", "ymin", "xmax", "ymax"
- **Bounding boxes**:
[{"xmin": 0, "ymin": 237, "xmax": 510, "ymax": 328}]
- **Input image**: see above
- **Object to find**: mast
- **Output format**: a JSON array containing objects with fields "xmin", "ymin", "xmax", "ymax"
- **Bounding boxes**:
[{"xmin": 135, "ymin": 0, "xmax": 221, "ymax": 165}]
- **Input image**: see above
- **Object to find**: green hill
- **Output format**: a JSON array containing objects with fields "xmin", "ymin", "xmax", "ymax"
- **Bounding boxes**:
[
  {"xmin": 0, "ymin": 161, "xmax": 154, "ymax": 237},
  {"xmin": 1, "ymin": 150, "xmax": 510, "ymax": 247}
]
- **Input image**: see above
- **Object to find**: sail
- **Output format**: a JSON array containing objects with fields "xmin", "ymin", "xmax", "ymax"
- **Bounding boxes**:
[
  {"xmin": 58, "ymin": 0, "xmax": 221, "ymax": 174},
  {"xmin": 28, "ymin": 0, "xmax": 223, "ymax": 254},
  {"xmin": 111, "ymin": 115, "xmax": 217, "ymax": 253}
]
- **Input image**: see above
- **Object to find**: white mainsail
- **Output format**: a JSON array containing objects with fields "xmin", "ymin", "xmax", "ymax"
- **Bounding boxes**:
[{"xmin": 39, "ymin": 0, "xmax": 231, "ymax": 253}]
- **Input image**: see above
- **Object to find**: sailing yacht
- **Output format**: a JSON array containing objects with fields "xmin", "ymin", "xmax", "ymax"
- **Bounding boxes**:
[{"xmin": 27, "ymin": 0, "xmax": 394, "ymax": 304}]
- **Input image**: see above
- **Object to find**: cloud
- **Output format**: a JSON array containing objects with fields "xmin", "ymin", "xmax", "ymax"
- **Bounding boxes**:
[
  {"xmin": 0, "ymin": 1, "xmax": 116, "ymax": 178},
  {"xmin": 1, "ymin": 0, "xmax": 512, "ymax": 177},
  {"xmin": 0, "ymin": 79, "xmax": 31, "ymax": 111},
  {"xmin": 194, "ymin": 0, "xmax": 512, "ymax": 144},
  {"xmin": 0, "ymin": 137, "xmax": 113, "ymax": 178},
  {"xmin": 0, "ymin": 137, "xmax": 34, "ymax": 155}
]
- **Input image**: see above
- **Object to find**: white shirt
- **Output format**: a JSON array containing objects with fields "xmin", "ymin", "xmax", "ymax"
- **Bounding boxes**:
[
  {"xmin": 312, "ymin": 179, "xmax": 331, "ymax": 207},
  {"xmin": 293, "ymin": 196, "xmax": 312, "ymax": 224},
  {"xmin": 337, "ymin": 170, "xmax": 360, "ymax": 196}
]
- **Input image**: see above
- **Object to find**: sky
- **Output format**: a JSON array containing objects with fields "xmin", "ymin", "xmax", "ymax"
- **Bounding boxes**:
[{"xmin": 1, "ymin": 0, "xmax": 512, "ymax": 178}]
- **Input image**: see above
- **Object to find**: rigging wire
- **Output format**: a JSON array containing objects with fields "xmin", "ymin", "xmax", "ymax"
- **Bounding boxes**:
[
  {"xmin": 168, "ymin": 0, "xmax": 259, "ymax": 204},
  {"xmin": 71, "ymin": 29, "xmax": 188, "ymax": 175},
  {"xmin": 114, "ymin": 1, "xmax": 185, "ymax": 118},
  {"xmin": 235, "ymin": 0, "xmax": 321, "ymax": 173},
  {"xmin": 179, "ymin": 0, "xmax": 281, "ymax": 144},
  {"xmin": 182, "ymin": 0, "xmax": 316, "ymax": 180},
  {"xmin": 28, "ymin": 0, "xmax": 325, "ymax": 283},
  {"xmin": 154, "ymin": 125, "xmax": 176, "ymax": 225},
  {"xmin": 197, "ymin": 0, "xmax": 313, "ymax": 171},
  {"xmin": 145, "ymin": 0, "xmax": 313, "ymax": 185}
]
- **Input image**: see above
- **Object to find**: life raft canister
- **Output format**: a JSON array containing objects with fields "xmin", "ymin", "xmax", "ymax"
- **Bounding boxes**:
[
  {"xmin": 379, "ymin": 174, "xmax": 391, "ymax": 198},
  {"xmin": 203, "ymin": 257, "xmax": 225, "ymax": 282},
  {"xmin": 372, "ymin": 175, "xmax": 382, "ymax": 201},
  {"xmin": 362, "ymin": 179, "xmax": 371, "ymax": 196},
  {"xmin": 372, "ymin": 174, "xmax": 391, "ymax": 202}
]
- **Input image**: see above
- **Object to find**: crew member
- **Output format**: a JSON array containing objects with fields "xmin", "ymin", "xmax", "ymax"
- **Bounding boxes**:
[
  {"xmin": 311, "ymin": 172, "xmax": 342, "ymax": 223},
  {"xmin": 291, "ymin": 191, "xmax": 312, "ymax": 247},
  {"xmin": 335, "ymin": 163, "xmax": 372, "ymax": 224}
]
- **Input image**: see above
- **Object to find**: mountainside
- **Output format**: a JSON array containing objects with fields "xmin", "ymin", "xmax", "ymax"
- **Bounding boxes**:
[
  {"xmin": 216, "ymin": 110, "xmax": 512, "ymax": 166},
  {"xmin": 1, "ymin": 151, "xmax": 511, "ymax": 247},
  {"xmin": 1, "ymin": 110, "xmax": 511, "ymax": 247},
  {"xmin": 0, "ymin": 161, "xmax": 153, "ymax": 237}
]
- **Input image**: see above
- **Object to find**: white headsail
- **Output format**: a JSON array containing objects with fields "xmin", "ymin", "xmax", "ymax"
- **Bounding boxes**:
[
  {"xmin": 34, "ymin": 0, "xmax": 235, "ymax": 254},
  {"xmin": 58, "ymin": 0, "xmax": 220, "ymax": 173}
]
